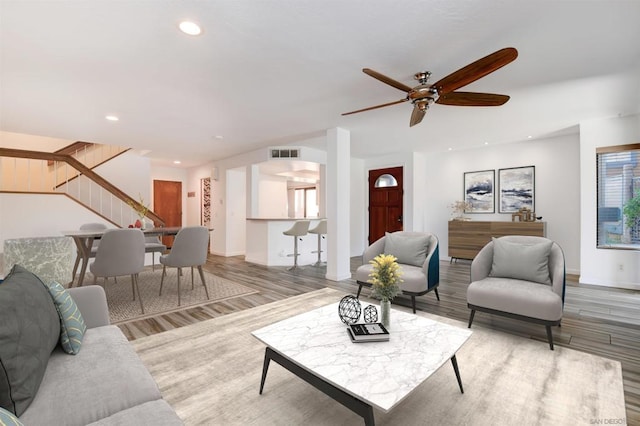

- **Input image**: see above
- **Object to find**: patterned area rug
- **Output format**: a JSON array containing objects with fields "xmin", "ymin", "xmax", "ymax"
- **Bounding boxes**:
[
  {"xmin": 84, "ymin": 267, "xmax": 258, "ymax": 324},
  {"xmin": 132, "ymin": 288, "xmax": 627, "ymax": 425}
]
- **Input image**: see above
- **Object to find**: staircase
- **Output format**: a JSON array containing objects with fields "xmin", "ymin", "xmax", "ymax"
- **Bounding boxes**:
[{"xmin": 0, "ymin": 143, "xmax": 165, "ymax": 228}]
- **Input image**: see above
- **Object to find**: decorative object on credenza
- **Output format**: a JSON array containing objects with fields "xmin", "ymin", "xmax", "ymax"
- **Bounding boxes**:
[
  {"xmin": 499, "ymin": 166, "xmax": 535, "ymax": 213},
  {"xmin": 363, "ymin": 305, "xmax": 378, "ymax": 323},
  {"xmin": 449, "ymin": 200, "xmax": 472, "ymax": 221},
  {"xmin": 368, "ymin": 254, "xmax": 403, "ymax": 329},
  {"xmin": 511, "ymin": 207, "xmax": 537, "ymax": 222},
  {"xmin": 338, "ymin": 295, "xmax": 362, "ymax": 324},
  {"xmin": 463, "ymin": 170, "xmax": 495, "ymax": 213}
]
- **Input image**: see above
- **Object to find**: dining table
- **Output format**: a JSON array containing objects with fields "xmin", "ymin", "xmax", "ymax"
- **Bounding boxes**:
[{"xmin": 62, "ymin": 227, "xmax": 182, "ymax": 287}]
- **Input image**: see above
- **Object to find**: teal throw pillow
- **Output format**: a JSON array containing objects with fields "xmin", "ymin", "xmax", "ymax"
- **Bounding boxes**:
[
  {"xmin": 45, "ymin": 282, "xmax": 87, "ymax": 355},
  {"xmin": 489, "ymin": 237, "xmax": 553, "ymax": 285},
  {"xmin": 0, "ymin": 407, "xmax": 24, "ymax": 426}
]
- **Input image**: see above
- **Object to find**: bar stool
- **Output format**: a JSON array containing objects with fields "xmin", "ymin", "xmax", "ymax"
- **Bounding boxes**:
[
  {"xmin": 308, "ymin": 219, "xmax": 327, "ymax": 267},
  {"xmin": 282, "ymin": 220, "xmax": 310, "ymax": 270}
]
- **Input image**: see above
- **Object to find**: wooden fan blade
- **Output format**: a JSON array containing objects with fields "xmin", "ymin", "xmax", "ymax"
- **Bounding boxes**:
[
  {"xmin": 409, "ymin": 105, "xmax": 426, "ymax": 127},
  {"xmin": 363, "ymin": 68, "xmax": 413, "ymax": 93},
  {"xmin": 342, "ymin": 98, "xmax": 408, "ymax": 116},
  {"xmin": 433, "ymin": 47, "xmax": 518, "ymax": 94},
  {"xmin": 436, "ymin": 92, "xmax": 510, "ymax": 106}
]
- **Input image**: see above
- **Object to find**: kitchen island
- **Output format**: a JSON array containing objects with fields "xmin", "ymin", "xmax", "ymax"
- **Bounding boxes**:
[{"xmin": 246, "ymin": 218, "xmax": 326, "ymax": 267}]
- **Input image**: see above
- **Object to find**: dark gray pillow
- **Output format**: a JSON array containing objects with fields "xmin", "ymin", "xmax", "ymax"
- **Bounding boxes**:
[
  {"xmin": 0, "ymin": 265, "xmax": 60, "ymax": 416},
  {"xmin": 489, "ymin": 238, "xmax": 553, "ymax": 285},
  {"xmin": 384, "ymin": 232, "xmax": 430, "ymax": 267}
]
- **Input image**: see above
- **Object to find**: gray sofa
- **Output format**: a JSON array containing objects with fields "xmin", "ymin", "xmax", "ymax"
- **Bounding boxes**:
[{"xmin": 18, "ymin": 285, "xmax": 183, "ymax": 425}]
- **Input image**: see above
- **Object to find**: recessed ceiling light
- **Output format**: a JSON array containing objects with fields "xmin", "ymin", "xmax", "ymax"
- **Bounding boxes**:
[
  {"xmin": 105, "ymin": 115, "xmax": 119, "ymax": 121},
  {"xmin": 484, "ymin": 142, "xmax": 489, "ymax": 145},
  {"xmin": 214, "ymin": 135, "xmax": 224, "ymax": 140},
  {"xmin": 527, "ymin": 135, "xmax": 533, "ymax": 139},
  {"xmin": 448, "ymin": 147, "xmax": 453, "ymax": 151},
  {"xmin": 173, "ymin": 160, "xmax": 181, "ymax": 165},
  {"xmin": 179, "ymin": 21, "xmax": 202, "ymax": 36}
]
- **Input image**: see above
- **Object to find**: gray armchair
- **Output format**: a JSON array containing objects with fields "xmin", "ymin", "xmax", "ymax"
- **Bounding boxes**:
[
  {"xmin": 159, "ymin": 226, "xmax": 210, "ymax": 306},
  {"xmin": 355, "ymin": 231, "xmax": 440, "ymax": 313},
  {"xmin": 467, "ymin": 235, "xmax": 566, "ymax": 350}
]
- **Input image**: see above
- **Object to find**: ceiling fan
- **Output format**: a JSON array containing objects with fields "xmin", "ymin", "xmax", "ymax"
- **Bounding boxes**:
[{"xmin": 342, "ymin": 47, "xmax": 518, "ymax": 127}]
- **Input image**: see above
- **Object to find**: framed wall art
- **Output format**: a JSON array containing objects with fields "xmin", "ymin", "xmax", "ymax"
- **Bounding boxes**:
[
  {"xmin": 463, "ymin": 169, "xmax": 495, "ymax": 213},
  {"xmin": 498, "ymin": 166, "xmax": 535, "ymax": 213}
]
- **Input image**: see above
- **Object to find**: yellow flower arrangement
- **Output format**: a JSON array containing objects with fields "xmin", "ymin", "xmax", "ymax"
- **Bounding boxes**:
[
  {"xmin": 368, "ymin": 253, "xmax": 403, "ymax": 301},
  {"xmin": 127, "ymin": 193, "xmax": 149, "ymax": 219}
]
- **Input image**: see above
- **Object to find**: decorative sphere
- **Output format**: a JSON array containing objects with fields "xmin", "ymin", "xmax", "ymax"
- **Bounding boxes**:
[
  {"xmin": 363, "ymin": 305, "xmax": 378, "ymax": 323},
  {"xmin": 338, "ymin": 295, "xmax": 361, "ymax": 324}
]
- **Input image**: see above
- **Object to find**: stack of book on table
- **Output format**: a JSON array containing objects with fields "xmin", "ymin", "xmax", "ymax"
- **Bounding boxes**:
[{"xmin": 347, "ymin": 323, "xmax": 390, "ymax": 343}]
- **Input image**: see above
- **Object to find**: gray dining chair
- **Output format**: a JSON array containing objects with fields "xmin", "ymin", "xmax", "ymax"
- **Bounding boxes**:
[
  {"xmin": 90, "ymin": 228, "xmax": 146, "ymax": 313},
  {"xmin": 159, "ymin": 226, "xmax": 210, "ymax": 306},
  {"xmin": 145, "ymin": 235, "xmax": 167, "ymax": 270},
  {"xmin": 72, "ymin": 222, "xmax": 107, "ymax": 281}
]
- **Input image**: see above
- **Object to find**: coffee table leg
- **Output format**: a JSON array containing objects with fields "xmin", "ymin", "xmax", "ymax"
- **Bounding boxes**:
[
  {"xmin": 450, "ymin": 355, "xmax": 464, "ymax": 394},
  {"xmin": 259, "ymin": 346, "xmax": 375, "ymax": 425},
  {"xmin": 259, "ymin": 348, "xmax": 271, "ymax": 394}
]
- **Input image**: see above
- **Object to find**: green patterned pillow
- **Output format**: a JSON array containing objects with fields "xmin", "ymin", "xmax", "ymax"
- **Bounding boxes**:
[
  {"xmin": 45, "ymin": 282, "xmax": 87, "ymax": 355},
  {"xmin": 0, "ymin": 406, "xmax": 24, "ymax": 425}
]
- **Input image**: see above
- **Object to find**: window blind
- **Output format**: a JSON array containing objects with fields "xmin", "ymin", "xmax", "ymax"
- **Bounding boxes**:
[{"xmin": 596, "ymin": 144, "xmax": 640, "ymax": 248}]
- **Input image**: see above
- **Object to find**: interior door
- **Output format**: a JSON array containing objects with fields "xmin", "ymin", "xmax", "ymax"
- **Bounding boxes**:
[
  {"xmin": 153, "ymin": 180, "xmax": 182, "ymax": 247},
  {"xmin": 368, "ymin": 166, "xmax": 403, "ymax": 244}
]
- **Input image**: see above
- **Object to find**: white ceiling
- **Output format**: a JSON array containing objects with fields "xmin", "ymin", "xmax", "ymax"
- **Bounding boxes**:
[{"xmin": 1, "ymin": 1, "xmax": 639, "ymax": 168}]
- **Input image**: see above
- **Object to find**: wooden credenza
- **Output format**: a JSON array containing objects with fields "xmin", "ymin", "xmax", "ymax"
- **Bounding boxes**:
[{"xmin": 448, "ymin": 220, "xmax": 547, "ymax": 260}]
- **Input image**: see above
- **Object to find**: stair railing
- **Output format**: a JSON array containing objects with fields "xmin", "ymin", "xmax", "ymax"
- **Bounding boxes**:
[{"xmin": 0, "ymin": 147, "xmax": 165, "ymax": 227}]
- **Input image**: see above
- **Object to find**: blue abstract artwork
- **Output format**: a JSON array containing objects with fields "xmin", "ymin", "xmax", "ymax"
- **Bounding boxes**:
[
  {"xmin": 464, "ymin": 170, "xmax": 494, "ymax": 213},
  {"xmin": 499, "ymin": 166, "xmax": 535, "ymax": 213}
]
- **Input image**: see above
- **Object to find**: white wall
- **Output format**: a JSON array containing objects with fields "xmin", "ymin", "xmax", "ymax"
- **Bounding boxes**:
[
  {"xmin": 580, "ymin": 114, "xmax": 640, "ymax": 289},
  {"xmin": 258, "ymin": 174, "xmax": 288, "ymax": 217},
  {"xmin": 350, "ymin": 158, "xmax": 366, "ymax": 257},
  {"xmin": 0, "ymin": 193, "xmax": 111, "ymax": 249},
  {"xmin": 226, "ymin": 168, "xmax": 247, "ymax": 256},
  {"xmin": 0, "ymin": 131, "xmax": 71, "ymax": 151},
  {"xmin": 424, "ymin": 133, "xmax": 581, "ymax": 275}
]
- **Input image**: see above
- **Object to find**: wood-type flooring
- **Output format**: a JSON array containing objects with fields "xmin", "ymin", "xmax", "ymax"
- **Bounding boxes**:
[{"xmin": 118, "ymin": 255, "xmax": 640, "ymax": 424}]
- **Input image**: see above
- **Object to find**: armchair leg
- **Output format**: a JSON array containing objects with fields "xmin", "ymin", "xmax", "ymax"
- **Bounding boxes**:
[
  {"xmin": 411, "ymin": 296, "xmax": 417, "ymax": 314},
  {"xmin": 467, "ymin": 310, "xmax": 475, "ymax": 328},
  {"xmin": 356, "ymin": 283, "xmax": 363, "ymax": 298},
  {"xmin": 545, "ymin": 325, "xmax": 554, "ymax": 351},
  {"xmin": 434, "ymin": 287, "xmax": 440, "ymax": 301}
]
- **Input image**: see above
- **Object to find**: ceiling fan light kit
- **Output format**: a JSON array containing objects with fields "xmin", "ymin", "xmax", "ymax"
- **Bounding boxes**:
[{"xmin": 342, "ymin": 47, "xmax": 518, "ymax": 127}]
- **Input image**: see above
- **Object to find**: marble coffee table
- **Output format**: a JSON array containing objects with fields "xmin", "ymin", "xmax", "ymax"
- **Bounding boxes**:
[{"xmin": 251, "ymin": 302, "xmax": 472, "ymax": 425}]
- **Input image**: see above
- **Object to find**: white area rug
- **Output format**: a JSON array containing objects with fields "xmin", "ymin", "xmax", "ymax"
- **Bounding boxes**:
[
  {"xmin": 85, "ymin": 268, "xmax": 258, "ymax": 324},
  {"xmin": 131, "ymin": 288, "xmax": 627, "ymax": 425}
]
